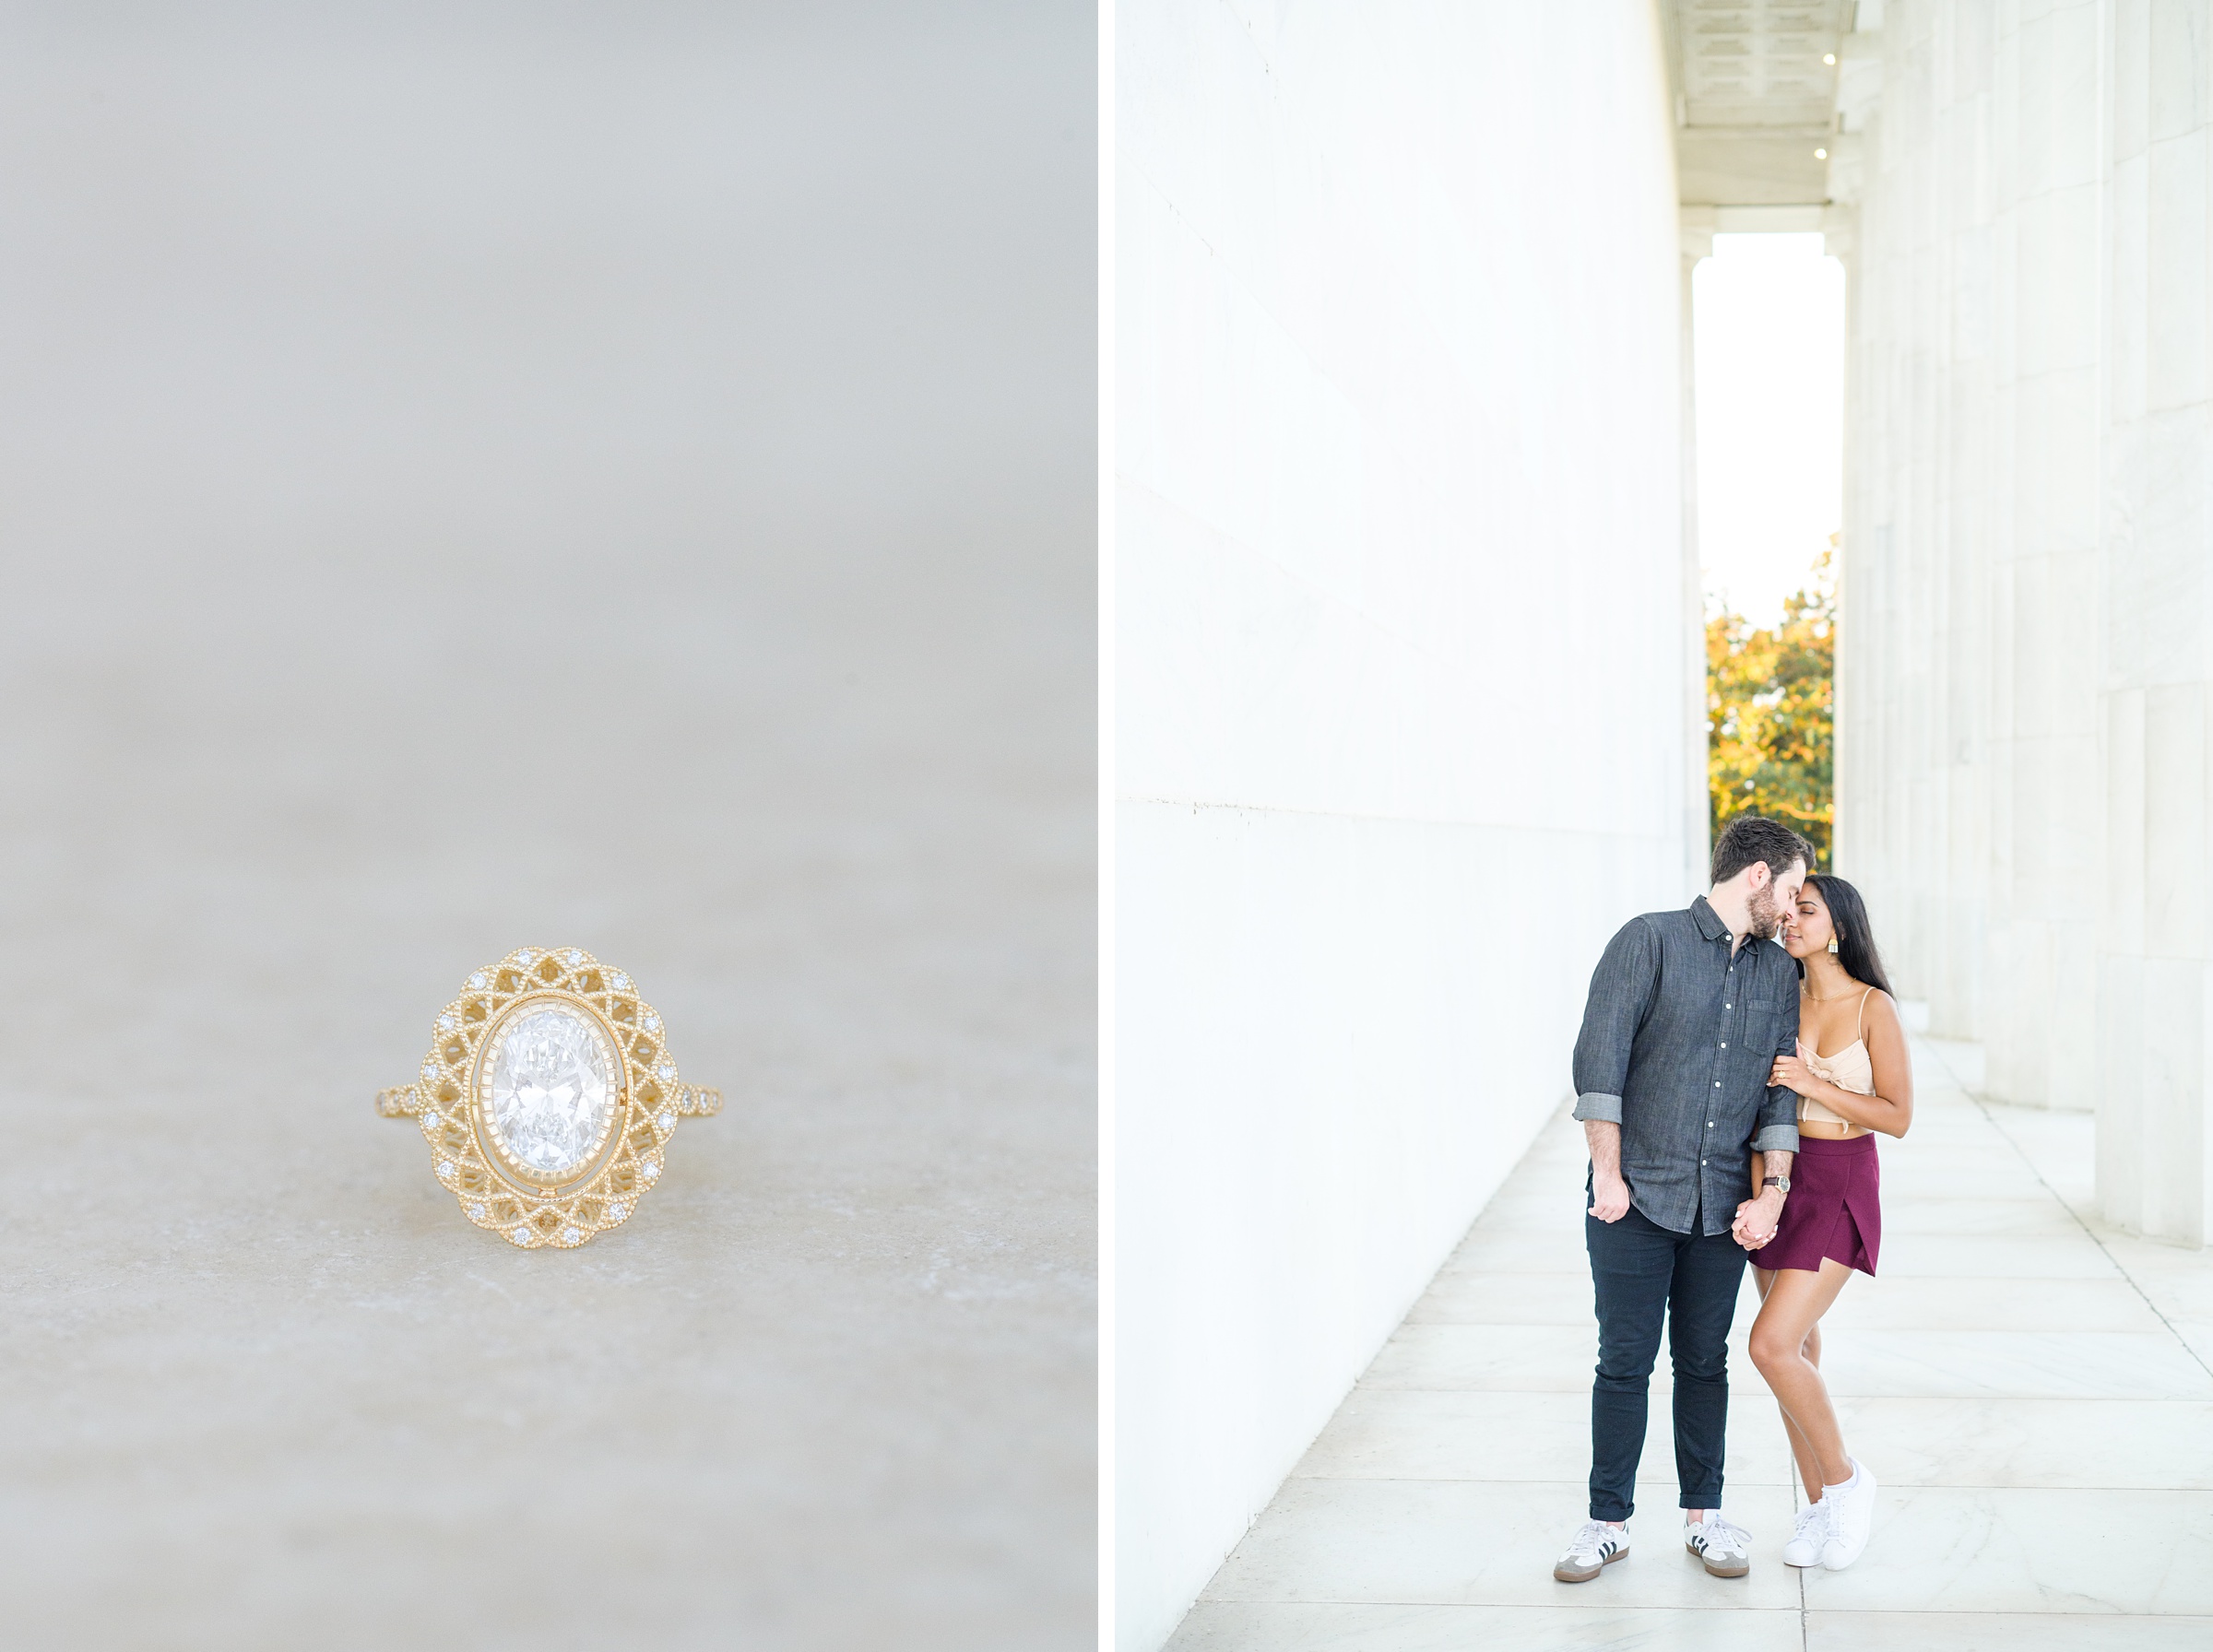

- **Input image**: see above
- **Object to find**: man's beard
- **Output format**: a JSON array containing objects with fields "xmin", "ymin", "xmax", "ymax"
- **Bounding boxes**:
[{"xmin": 1746, "ymin": 881, "xmax": 1788, "ymax": 940}]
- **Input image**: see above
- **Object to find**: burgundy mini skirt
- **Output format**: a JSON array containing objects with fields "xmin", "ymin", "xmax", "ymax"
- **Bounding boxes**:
[{"xmin": 1758, "ymin": 1131, "xmax": 1880, "ymax": 1277}]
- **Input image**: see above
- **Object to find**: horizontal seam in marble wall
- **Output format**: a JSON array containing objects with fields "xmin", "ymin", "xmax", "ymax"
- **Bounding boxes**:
[{"xmin": 1118, "ymin": 795, "xmax": 1683, "ymax": 841}]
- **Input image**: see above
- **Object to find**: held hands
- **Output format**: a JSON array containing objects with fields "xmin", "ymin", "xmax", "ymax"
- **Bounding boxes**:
[
  {"xmin": 1733, "ymin": 1190, "xmax": 1784, "ymax": 1250},
  {"xmin": 1589, "ymin": 1171, "xmax": 1630, "ymax": 1223},
  {"xmin": 1592, "ymin": 1173, "xmax": 1780, "ymax": 1244}
]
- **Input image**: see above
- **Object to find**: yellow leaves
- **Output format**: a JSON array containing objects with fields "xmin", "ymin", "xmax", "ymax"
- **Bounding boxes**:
[{"xmin": 1710, "ymin": 546, "xmax": 1835, "ymax": 867}]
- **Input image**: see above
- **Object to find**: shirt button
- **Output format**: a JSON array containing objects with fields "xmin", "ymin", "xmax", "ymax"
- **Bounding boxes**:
[
  {"xmin": 1708, "ymin": 1121, "xmax": 1714, "ymax": 1127},
  {"xmin": 1726, "ymin": 1003, "xmax": 1732, "ymax": 1009},
  {"xmin": 1701, "ymin": 1159, "xmax": 1709, "ymax": 1166},
  {"xmin": 1714, "ymin": 1080, "xmax": 1722, "ymax": 1087},
  {"xmin": 1721, "ymin": 1042, "xmax": 1727, "ymax": 1048}
]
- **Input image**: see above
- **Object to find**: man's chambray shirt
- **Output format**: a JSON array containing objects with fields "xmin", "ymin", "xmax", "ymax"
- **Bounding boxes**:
[{"xmin": 1571, "ymin": 896, "xmax": 1801, "ymax": 1236}]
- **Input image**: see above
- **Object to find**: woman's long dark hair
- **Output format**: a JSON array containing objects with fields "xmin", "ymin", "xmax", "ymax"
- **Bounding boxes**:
[{"xmin": 1800, "ymin": 873, "xmax": 1893, "ymax": 996}]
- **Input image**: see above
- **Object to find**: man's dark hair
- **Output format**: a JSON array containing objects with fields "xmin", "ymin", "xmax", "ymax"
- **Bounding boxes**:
[{"xmin": 1709, "ymin": 814, "xmax": 1816, "ymax": 887}]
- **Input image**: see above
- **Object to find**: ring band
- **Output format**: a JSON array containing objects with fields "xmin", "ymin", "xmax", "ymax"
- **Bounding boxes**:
[
  {"xmin": 379, "ymin": 947, "xmax": 722, "ymax": 1247},
  {"xmin": 378, "ymin": 1081, "xmax": 722, "ymax": 1118}
]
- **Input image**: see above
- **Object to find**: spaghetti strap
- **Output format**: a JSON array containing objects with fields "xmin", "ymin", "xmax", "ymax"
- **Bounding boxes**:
[{"xmin": 1856, "ymin": 985, "xmax": 1874, "ymax": 1040}]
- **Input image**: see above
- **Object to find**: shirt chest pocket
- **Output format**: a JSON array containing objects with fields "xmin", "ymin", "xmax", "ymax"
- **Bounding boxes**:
[{"xmin": 1744, "ymin": 996, "xmax": 1790, "ymax": 1044}]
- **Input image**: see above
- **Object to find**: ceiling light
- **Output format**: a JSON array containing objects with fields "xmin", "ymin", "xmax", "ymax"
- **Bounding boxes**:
[
  {"xmin": 1816, "ymin": 148, "xmax": 1828, "ymax": 159},
  {"xmin": 1824, "ymin": 53, "xmax": 1837, "ymax": 65}
]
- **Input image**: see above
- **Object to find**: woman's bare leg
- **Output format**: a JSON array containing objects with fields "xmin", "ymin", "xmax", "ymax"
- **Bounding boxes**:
[
  {"xmin": 1748, "ymin": 1260, "xmax": 1856, "ymax": 1492},
  {"xmin": 1753, "ymin": 1268, "xmax": 1827, "ymax": 1500}
]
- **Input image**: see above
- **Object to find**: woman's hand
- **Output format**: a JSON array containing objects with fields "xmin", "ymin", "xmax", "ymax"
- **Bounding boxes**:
[{"xmin": 1769, "ymin": 1050, "xmax": 1817, "ymax": 1094}]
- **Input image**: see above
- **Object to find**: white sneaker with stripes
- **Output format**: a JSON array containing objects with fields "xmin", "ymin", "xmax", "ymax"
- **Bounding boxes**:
[
  {"xmin": 1552, "ymin": 1519, "xmax": 1628, "ymax": 1583},
  {"xmin": 1684, "ymin": 1513, "xmax": 1752, "ymax": 1577}
]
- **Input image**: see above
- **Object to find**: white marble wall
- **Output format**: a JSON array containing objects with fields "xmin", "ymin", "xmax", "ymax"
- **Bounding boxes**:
[
  {"xmin": 1115, "ymin": 4, "xmax": 1693, "ymax": 1646},
  {"xmin": 1839, "ymin": 0, "xmax": 2213, "ymax": 1242}
]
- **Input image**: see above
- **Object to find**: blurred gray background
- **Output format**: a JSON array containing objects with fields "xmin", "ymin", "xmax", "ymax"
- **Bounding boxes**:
[{"xmin": 0, "ymin": 4, "xmax": 1093, "ymax": 1647}]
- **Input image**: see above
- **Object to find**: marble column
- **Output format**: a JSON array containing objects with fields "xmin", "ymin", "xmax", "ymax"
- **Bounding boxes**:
[
  {"xmin": 1685, "ymin": 226, "xmax": 1714, "ymax": 891},
  {"xmin": 1835, "ymin": 0, "xmax": 1993, "ymax": 1042},
  {"xmin": 1840, "ymin": 0, "xmax": 2213, "ymax": 1238},
  {"xmin": 1983, "ymin": 1, "xmax": 2103, "ymax": 1110},
  {"xmin": 2097, "ymin": 0, "xmax": 2213, "ymax": 1244}
]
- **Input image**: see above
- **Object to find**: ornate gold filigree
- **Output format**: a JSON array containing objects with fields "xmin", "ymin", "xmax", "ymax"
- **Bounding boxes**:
[{"xmin": 379, "ymin": 948, "xmax": 722, "ymax": 1247}]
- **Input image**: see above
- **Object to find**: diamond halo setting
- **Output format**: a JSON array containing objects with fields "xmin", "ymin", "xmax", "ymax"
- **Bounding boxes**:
[{"xmin": 376, "ymin": 948, "xmax": 725, "ymax": 1247}]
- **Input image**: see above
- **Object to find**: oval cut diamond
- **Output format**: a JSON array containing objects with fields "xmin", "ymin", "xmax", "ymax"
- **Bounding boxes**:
[{"xmin": 484, "ymin": 1005, "xmax": 616, "ymax": 1178}]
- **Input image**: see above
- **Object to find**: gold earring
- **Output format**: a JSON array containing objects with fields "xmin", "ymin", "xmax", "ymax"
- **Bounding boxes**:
[{"xmin": 1828, "ymin": 938, "xmax": 1840, "ymax": 954}]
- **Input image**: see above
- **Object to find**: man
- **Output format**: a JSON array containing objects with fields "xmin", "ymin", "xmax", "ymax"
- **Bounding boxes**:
[{"xmin": 1551, "ymin": 815, "xmax": 1812, "ymax": 1585}]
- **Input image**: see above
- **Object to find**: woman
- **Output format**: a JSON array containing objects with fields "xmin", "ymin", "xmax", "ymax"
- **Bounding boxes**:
[{"xmin": 1737, "ymin": 873, "xmax": 1912, "ymax": 1572}]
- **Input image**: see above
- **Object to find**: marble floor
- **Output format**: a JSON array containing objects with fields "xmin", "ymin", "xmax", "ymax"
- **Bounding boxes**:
[{"xmin": 1166, "ymin": 1039, "xmax": 2213, "ymax": 1649}]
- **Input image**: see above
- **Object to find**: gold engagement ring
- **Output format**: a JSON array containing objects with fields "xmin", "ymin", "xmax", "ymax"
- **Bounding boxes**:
[{"xmin": 377, "ymin": 948, "xmax": 722, "ymax": 1247}]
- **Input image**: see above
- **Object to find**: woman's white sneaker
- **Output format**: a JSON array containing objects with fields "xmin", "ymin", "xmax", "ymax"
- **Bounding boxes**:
[
  {"xmin": 1819, "ymin": 1459, "xmax": 1877, "ymax": 1570},
  {"xmin": 1781, "ymin": 1500, "xmax": 1828, "ymax": 1566},
  {"xmin": 1553, "ymin": 1520, "xmax": 1628, "ymax": 1583}
]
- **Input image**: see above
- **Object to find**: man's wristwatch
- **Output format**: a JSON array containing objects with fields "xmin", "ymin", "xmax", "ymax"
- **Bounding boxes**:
[{"xmin": 1762, "ymin": 1175, "xmax": 1791, "ymax": 1195}]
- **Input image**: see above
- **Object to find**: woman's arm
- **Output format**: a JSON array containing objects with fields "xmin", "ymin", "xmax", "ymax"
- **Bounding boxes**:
[{"xmin": 1768, "ymin": 991, "xmax": 1915, "ymax": 1138}]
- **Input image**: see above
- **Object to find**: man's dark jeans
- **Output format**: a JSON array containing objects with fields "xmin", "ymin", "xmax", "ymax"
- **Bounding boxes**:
[{"xmin": 1585, "ymin": 1200, "xmax": 1747, "ymax": 1521}]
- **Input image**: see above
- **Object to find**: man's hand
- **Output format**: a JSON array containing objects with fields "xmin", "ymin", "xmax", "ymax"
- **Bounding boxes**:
[
  {"xmin": 1589, "ymin": 1170, "xmax": 1631, "ymax": 1223},
  {"xmin": 1733, "ymin": 1189, "xmax": 1784, "ymax": 1249}
]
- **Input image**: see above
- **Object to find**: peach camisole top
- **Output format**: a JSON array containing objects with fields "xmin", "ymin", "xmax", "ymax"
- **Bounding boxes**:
[{"xmin": 1798, "ymin": 985, "xmax": 1876, "ymax": 1131}]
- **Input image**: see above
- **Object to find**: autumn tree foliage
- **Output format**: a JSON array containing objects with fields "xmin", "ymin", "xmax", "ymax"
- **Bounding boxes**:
[{"xmin": 1708, "ymin": 545, "xmax": 1835, "ymax": 868}]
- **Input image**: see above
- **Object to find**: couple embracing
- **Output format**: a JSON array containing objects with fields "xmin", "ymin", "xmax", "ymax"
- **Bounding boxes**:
[{"xmin": 1552, "ymin": 815, "xmax": 1914, "ymax": 1585}]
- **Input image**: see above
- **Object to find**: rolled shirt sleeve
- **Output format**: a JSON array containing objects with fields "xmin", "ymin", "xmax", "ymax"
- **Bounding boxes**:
[
  {"xmin": 1574, "ymin": 1091, "xmax": 1624, "ymax": 1125},
  {"xmin": 1571, "ymin": 919, "xmax": 1656, "ymax": 1125},
  {"xmin": 1751, "ymin": 983, "xmax": 1802, "ymax": 1152}
]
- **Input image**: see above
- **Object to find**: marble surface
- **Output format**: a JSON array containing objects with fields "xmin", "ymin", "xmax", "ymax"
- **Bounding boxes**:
[
  {"xmin": 0, "ymin": 7, "xmax": 1094, "ymax": 1649},
  {"xmin": 1175, "ymin": 1601, "xmax": 1807, "ymax": 1651},
  {"xmin": 1806, "ymin": 1613, "xmax": 2213, "ymax": 1650},
  {"xmin": 1293, "ymin": 1390, "xmax": 1790, "ymax": 1487},
  {"xmin": 1165, "ymin": 1041, "xmax": 2213, "ymax": 1648}
]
